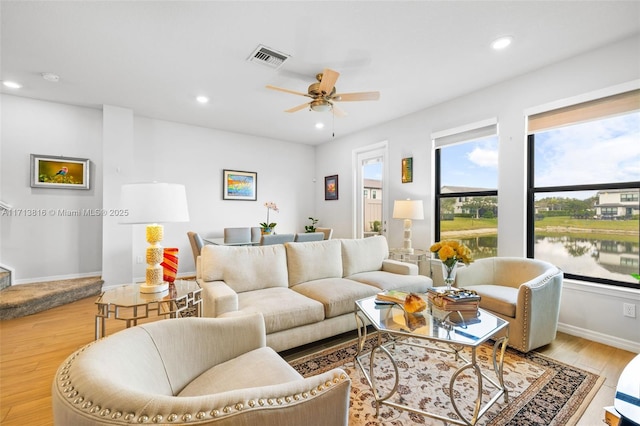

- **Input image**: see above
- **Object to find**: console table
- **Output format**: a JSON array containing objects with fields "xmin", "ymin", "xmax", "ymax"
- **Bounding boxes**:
[{"xmin": 95, "ymin": 280, "xmax": 202, "ymax": 339}]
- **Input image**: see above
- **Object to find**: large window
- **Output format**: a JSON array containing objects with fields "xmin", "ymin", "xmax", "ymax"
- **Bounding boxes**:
[
  {"xmin": 434, "ymin": 121, "xmax": 499, "ymax": 260},
  {"xmin": 527, "ymin": 89, "xmax": 640, "ymax": 288}
]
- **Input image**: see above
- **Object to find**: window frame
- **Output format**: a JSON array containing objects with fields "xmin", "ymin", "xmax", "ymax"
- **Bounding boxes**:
[
  {"xmin": 526, "ymin": 133, "xmax": 640, "ymax": 289},
  {"xmin": 434, "ymin": 148, "xmax": 499, "ymax": 242}
]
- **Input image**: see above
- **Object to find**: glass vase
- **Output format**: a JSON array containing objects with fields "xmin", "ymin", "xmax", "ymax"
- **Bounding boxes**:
[{"xmin": 441, "ymin": 260, "xmax": 458, "ymax": 291}]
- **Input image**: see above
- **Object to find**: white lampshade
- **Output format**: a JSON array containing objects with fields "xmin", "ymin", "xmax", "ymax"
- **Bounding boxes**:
[
  {"xmin": 392, "ymin": 199, "xmax": 424, "ymax": 220},
  {"xmin": 120, "ymin": 182, "xmax": 189, "ymax": 294},
  {"xmin": 120, "ymin": 182, "xmax": 190, "ymax": 224}
]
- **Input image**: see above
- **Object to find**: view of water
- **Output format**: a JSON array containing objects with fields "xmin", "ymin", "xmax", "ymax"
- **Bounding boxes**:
[{"xmin": 455, "ymin": 234, "xmax": 639, "ymax": 285}]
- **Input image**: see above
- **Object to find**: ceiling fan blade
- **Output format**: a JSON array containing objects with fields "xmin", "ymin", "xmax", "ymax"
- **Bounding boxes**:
[
  {"xmin": 333, "ymin": 91, "xmax": 380, "ymax": 102},
  {"xmin": 266, "ymin": 85, "xmax": 310, "ymax": 98},
  {"xmin": 319, "ymin": 68, "xmax": 340, "ymax": 95},
  {"xmin": 285, "ymin": 102, "xmax": 310, "ymax": 113},
  {"xmin": 332, "ymin": 104, "xmax": 347, "ymax": 117}
]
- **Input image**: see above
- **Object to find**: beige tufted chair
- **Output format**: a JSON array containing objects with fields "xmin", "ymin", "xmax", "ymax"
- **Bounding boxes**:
[
  {"xmin": 455, "ymin": 257, "xmax": 563, "ymax": 353},
  {"xmin": 52, "ymin": 314, "xmax": 350, "ymax": 425}
]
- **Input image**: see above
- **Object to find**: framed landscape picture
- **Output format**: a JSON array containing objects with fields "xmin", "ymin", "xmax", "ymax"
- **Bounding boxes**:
[
  {"xmin": 324, "ymin": 175, "xmax": 338, "ymax": 200},
  {"xmin": 30, "ymin": 154, "xmax": 91, "ymax": 189},
  {"xmin": 402, "ymin": 157, "xmax": 413, "ymax": 183},
  {"xmin": 223, "ymin": 169, "xmax": 257, "ymax": 201}
]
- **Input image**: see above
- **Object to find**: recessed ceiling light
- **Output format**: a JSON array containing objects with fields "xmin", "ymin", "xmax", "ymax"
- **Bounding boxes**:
[
  {"xmin": 196, "ymin": 96, "xmax": 209, "ymax": 104},
  {"xmin": 41, "ymin": 72, "xmax": 60, "ymax": 82},
  {"xmin": 2, "ymin": 81, "xmax": 22, "ymax": 89},
  {"xmin": 315, "ymin": 122, "xmax": 325, "ymax": 129},
  {"xmin": 491, "ymin": 36, "xmax": 513, "ymax": 50}
]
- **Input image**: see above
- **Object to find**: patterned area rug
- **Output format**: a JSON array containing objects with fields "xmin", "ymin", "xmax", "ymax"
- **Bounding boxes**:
[{"xmin": 289, "ymin": 336, "xmax": 603, "ymax": 425}]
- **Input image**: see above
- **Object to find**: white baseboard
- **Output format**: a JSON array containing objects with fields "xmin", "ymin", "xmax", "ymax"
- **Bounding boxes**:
[
  {"xmin": 557, "ymin": 322, "xmax": 640, "ymax": 353},
  {"xmin": 13, "ymin": 271, "xmax": 103, "ymax": 285}
]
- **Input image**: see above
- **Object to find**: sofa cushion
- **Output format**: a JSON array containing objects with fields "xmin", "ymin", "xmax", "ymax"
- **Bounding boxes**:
[
  {"xmin": 292, "ymin": 277, "xmax": 379, "ymax": 318},
  {"xmin": 233, "ymin": 287, "xmax": 325, "ymax": 334},
  {"xmin": 341, "ymin": 236, "xmax": 389, "ymax": 277},
  {"xmin": 200, "ymin": 244, "xmax": 288, "ymax": 292},
  {"xmin": 348, "ymin": 271, "xmax": 431, "ymax": 293},
  {"xmin": 286, "ymin": 239, "xmax": 343, "ymax": 286},
  {"xmin": 178, "ymin": 346, "xmax": 301, "ymax": 396},
  {"xmin": 468, "ymin": 284, "xmax": 518, "ymax": 318}
]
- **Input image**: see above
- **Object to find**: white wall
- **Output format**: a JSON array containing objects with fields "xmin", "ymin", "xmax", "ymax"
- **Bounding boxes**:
[
  {"xmin": 0, "ymin": 95, "xmax": 104, "ymax": 281},
  {"xmin": 314, "ymin": 35, "xmax": 640, "ymax": 351},
  {"xmin": 0, "ymin": 97, "xmax": 315, "ymax": 284},
  {"xmin": 125, "ymin": 116, "xmax": 316, "ymax": 281}
]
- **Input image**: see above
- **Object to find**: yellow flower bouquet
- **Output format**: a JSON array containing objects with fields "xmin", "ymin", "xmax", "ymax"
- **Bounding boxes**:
[
  {"xmin": 430, "ymin": 240, "xmax": 472, "ymax": 267},
  {"xmin": 429, "ymin": 240, "xmax": 472, "ymax": 289}
]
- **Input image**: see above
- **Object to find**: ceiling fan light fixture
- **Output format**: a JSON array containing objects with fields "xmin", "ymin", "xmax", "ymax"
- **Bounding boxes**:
[
  {"xmin": 315, "ymin": 122, "xmax": 325, "ymax": 129},
  {"xmin": 310, "ymin": 99, "xmax": 332, "ymax": 112}
]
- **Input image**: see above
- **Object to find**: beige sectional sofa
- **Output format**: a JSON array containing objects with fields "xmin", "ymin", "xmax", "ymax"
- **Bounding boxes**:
[{"xmin": 197, "ymin": 236, "xmax": 432, "ymax": 352}]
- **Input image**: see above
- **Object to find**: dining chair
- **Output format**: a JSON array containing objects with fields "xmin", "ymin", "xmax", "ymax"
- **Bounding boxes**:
[
  {"xmin": 224, "ymin": 227, "xmax": 252, "ymax": 244},
  {"xmin": 316, "ymin": 227, "xmax": 333, "ymax": 240},
  {"xmin": 294, "ymin": 232, "xmax": 325, "ymax": 242},
  {"xmin": 186, "ymin": 231, "xmax": 204, "ymax": 265},
  {"xmin": 251, "ymin": 227, "xmax": 262, "ymax": 243},
  {"xmin": 260, "ymin": 233, "xmax": 295, "ymax": 245}
]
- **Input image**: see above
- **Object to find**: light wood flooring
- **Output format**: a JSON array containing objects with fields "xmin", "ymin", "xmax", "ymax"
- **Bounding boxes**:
[{"xmin": 0, "ymin": 295, "xmax": 636, "ymax": 425}]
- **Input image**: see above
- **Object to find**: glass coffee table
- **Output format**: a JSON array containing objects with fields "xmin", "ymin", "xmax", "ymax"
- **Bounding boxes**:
[
  {"xmin": 354, "ymin": 295, "xmax": 509, "ymax": 425},
  {"xmin": 95, "ymin": 280, "xmax": 202, "ymax": 339}
]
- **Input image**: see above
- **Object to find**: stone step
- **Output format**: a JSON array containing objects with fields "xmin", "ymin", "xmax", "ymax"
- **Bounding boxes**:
[{"xmin": 0, "ymin": 276, "xmax": 103, "ymax": 320}]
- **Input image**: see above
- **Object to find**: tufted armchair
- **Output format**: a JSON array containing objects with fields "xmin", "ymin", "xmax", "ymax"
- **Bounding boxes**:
[
  {"xmin": 455, "ymin": 257, "xmax": 563, "ymax": 353},
  {"xmin": 52, "ymin": 314, "xmax": 350, "ymax": 425}
]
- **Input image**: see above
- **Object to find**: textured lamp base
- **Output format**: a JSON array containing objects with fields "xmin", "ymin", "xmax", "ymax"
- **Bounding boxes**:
[
  {"xmin": 401, "ymin": 219, "xmax": 414, "ymax": 254},
  {"xmin": 139, "ymin": 282, "xmax": 169, "ymax": 293}
]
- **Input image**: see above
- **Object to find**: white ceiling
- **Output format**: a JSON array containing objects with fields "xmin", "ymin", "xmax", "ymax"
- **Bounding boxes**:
[{"xmin": 2, "ymin": 1, "xmax": 639, "ymax": 145}]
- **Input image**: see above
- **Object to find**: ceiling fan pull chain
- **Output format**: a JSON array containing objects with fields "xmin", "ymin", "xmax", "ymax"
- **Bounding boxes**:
[{"xmin": 332, "ymin": 108, "xmax": 335, "ymax": 138}]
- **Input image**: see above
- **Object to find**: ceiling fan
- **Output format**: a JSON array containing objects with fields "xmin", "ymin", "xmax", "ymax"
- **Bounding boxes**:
[{"xmin": 266, "ymin": 68, "xmax": 380, "ymax": 117}]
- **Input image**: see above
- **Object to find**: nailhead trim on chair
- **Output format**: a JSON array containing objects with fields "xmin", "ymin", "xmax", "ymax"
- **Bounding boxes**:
[
  {"xmin": 56, "ymin": 344, "xmax": 349, "ymax": 423},
  {"xmin": 518, "ymin": 269, "xmax": 561, "ymax": 352}
]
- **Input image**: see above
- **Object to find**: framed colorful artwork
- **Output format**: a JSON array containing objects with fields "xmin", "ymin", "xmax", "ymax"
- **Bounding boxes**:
[
  {"xmin": 402, "ymin": 157, "xmax": 413, "ymax": 183},
  {"xmin": 324, "ymin": 175, "xmax": 338, "ymax": 200},
  {"xmin": 30, "ymin": 154, "xmax": 91, "ymax": 189},
  {"xmin": 223, "ymin": 169, "xmax": 257, "ymax": 201}
]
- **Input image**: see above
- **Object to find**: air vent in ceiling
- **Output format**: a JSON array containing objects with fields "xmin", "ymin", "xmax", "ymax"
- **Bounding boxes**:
[{"xmin": 247, "ymin": 45, "xmax": 290, "ymax": 69}]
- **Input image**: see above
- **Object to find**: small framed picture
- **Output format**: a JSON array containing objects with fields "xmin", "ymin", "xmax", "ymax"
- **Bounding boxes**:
[
  {"xmin": 30, "ymin": 154, "xmax": 91, "ymax": 189},
  {"xmin": 223, "ymin": 169, "xmax": 257, "ymax": 201},
  {"xmin": 402, "ymin": 157, "xmax": 413, "ymax": 183},
  {"xmin": 324, "ymin": 175, "xmax": 338, "ymax": 200}
]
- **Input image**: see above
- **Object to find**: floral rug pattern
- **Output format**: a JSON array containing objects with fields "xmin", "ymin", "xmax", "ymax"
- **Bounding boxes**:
[{"xmin": 289, "ymin": 336, "xmax": 602, "ymax": 426}]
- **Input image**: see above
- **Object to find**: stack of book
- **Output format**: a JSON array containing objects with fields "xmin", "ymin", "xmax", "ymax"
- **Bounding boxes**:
[
  {"xmin": 427, "ymin": 287, "xmax": 480, "ymax": 322},
  {"xmin": 375, "ymin": 290, "xmax": 410, "ymax": 304}
]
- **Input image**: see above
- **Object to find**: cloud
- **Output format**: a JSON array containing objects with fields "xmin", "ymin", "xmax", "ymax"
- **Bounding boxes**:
[
  {"xmin": 535, "ymin": 113, "xmax": 640, "ymax": 187},
  {"xmin": 467, "ymin": 146, "xmax": 498, "ymax": 168}
]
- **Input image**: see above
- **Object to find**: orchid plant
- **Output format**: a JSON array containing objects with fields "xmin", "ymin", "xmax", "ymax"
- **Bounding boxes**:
[{"xmin": 260, "ymin": 202, "xmax": 279, "ymax": 231}]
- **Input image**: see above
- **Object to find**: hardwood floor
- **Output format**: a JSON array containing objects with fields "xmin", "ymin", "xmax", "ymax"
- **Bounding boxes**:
[{"xmin": 0, "ymin": 295, "xmax": 636, "ymax": 425}]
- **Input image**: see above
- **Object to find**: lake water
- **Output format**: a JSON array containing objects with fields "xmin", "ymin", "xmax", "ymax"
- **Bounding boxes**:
[{"xmin": 457, "ymin": 234, "xmax": 639, "ymax": 285}]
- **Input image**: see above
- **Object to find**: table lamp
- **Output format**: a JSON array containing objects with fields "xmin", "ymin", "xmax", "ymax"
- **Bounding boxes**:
[
  {"xmin": 120, "ymin": 182, "xmax": 189, "ymax": 293},
  {"xmin": 392, "ymin": 199, "xmax": 424, "ymax": 254}
]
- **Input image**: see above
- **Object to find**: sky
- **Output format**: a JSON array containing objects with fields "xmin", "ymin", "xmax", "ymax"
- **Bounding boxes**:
[{"xmin": 365, "ymin": 111, "xmax": 640, "ymax": 200}]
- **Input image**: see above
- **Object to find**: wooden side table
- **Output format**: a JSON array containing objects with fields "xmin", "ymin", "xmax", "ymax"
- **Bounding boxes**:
[{"xmin": 95, "ymin": 280, "xmax": 202, "ymax": 339}]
